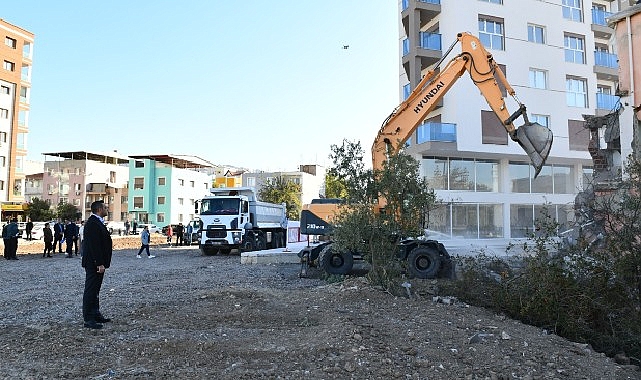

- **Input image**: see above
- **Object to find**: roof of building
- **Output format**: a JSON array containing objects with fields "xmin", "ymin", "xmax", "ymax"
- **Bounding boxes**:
[
  {"xmin": 42, "ymin": 151, "xmax": 130, "ymax": 165},
  {"xmin": 128, "ymin": 154, "xmax": 214, "ymax": 169},
  {"xmin": 607, "ymin": 3, "xmax": 641, "ymax": 25}
]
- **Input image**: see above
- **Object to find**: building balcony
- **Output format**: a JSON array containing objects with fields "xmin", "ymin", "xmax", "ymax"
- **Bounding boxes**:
[
  {"xmin": 402, "ymin": 32, "xmax": 442, "ymax": 74},
  {"xmin": 591, "ymin": 9, "xmax": 614, "ymax": 39},
  {"xmin": 593, "ymin": 51, "xmax": 618, "ymax": 81},
  {"xmin": 401, "ymin": 0, "xmax": 441, "ymax": 31},
  {"xmin": 417, "ymin": 122, "xmax": 456, "ymax": 143},
  {"xmin": 596, "ymin": 93, "xmax": 620, "ymax": 114}
]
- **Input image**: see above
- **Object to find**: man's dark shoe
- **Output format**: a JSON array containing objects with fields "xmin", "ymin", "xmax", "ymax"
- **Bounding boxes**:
[
  {"xmin": 10, "ymin": 257, "xmax": 18, "ymax": 260},
  {"xmin": 83, "ymin": 321, "xmax": 103, "ymax": 329},
  {"xmin": 96, "ymin": 316, "xmax": 111, "ymax": 323}
]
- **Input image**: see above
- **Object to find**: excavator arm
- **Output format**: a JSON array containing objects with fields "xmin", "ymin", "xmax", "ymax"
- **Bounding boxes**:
[{"xmin": 372, "ymin": 32, "xmax": 552, "ymax": 182}]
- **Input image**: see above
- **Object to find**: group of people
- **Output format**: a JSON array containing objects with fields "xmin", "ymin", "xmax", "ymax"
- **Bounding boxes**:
[
  {"xmin": 166, "ymin": 222, "xmax": 194, "ymax": 246},
  {"xmin": 44, "ymin": 220, "xmax": 83, "ymax": 258}
]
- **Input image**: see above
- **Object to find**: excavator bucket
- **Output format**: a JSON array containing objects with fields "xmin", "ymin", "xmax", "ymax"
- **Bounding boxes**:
[{"xmin": 515, "ymin": 122, "xmax": 553, "ymax": 177}]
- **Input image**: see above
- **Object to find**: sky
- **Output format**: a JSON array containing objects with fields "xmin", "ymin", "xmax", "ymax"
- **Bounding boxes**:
[{"xmin": 2, "ymin": 1, "xmax": 400, "ymax": 172}]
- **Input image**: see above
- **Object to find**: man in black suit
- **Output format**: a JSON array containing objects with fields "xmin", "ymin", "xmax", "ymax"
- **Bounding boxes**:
[
  {"xmin": 53, "ymin": 220, "xmax": 65, "ymax": 253},
  {"xmin": 81, "ymin": 201, "xmax": 113, "ymax": 329}
]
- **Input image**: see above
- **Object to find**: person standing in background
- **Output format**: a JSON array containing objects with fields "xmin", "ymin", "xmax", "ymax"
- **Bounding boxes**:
[
  {"xmin": 53, "ymin": 220, "xmax": 65, "ymax": 253},
  {"xmin": 43, "ymin": 222, "xmax": 53, "ymax": 258},
  {"xmin": 81, "ymin": 201, "xmax": 113, "ymax": 330},
  {"xmin": 64, "ymin": 220, "xmax": 79, "ymax": 258},
  {"xmin": 3, "ymin": 219, "xmax": 20, "ymax": 260},
  {"xmin": 78, "ymin": 221, "xmax": 85, "ymax": 257},
  {"xmin": 25, "ymin": 219, "xmax": 34, "ymax": 241}
]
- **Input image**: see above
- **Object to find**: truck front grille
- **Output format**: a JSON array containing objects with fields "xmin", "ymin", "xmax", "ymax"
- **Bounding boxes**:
[{"xmin": 206, "ymin": 227, "xmax": 227, "ymax": 238}]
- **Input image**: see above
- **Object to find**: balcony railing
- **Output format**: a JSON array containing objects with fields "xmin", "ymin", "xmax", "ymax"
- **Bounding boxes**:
[
  {"xmin": 417, "ymin": 122, "xmax": 456, "ymax": 143},
  {"xmin": 592, "ymin": 8, "xmax": 612, "ymax": 26},
  {"xmin": 596, "ymin": 93, "xmax": 619, "ymax": 110},
  {"xmin": 594, "ymin": 51, "xmax": 618, "ymax": 68},
  {"xmin": 419, "ymin": 32, "xmax": 441, "ymax": 51},
  {"xmin": 402, "ymin": 0, "xmax": 440, "ymax": 11}
]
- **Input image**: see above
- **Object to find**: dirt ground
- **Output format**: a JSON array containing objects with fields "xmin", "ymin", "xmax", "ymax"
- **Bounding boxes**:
[{"xmin": 0, "ymin": 237, "xmax": 639, "ymax": 379}]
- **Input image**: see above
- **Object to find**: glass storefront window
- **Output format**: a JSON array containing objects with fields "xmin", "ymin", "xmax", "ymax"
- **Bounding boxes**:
[
  {"xmin": 510, "ymin": 204, "xmax": 534, "ymax": 238},
  {"xmin": 479, "ymin": 204, "xmax": 503, "ymax": 238},
  {"xmin": 422, "ymin": 157, "xmax": 448, "ymax": 190},
  {"xmin": 449, "ymin": 158, "xmax": 475, "ymax": 190},
  {"xmin": 452, "ymin": 204, "xmax": 478, "ymax": 238},
  {"xmin": 553, "ymin": 165, "xmax": 573, "ymax": 194},
  {"xmin": 531, "ymin": 165, "xmax": 553, "ymax": 193},
  {"xmin": 509, "ymin": 162, "xmax": 531, "ymax": 193},
  {"xmin": 476, "ymin": 160, "xmax": 499, "ymax": 192}
]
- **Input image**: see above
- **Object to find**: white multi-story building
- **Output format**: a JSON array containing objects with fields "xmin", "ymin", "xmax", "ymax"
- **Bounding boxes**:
[
  {"xmin": 399, "ymin": 0, "xmax": 627, "ymax": 239},
  {"xmin": 242, "ymin": 164, "xmax": 325, "ymax": 206}
]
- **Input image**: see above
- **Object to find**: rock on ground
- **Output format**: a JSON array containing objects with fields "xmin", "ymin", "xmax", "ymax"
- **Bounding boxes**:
[{"xmin": 0, "ymin": 243, "xmax": 639, "ymax": 379}]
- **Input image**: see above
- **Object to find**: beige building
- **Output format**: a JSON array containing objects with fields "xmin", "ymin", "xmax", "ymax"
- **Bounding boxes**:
[
  {"xmin": 42, "ymin": 151, "xmax": 130, "ymax": 222},
  {"xmin": 0, "ymin": 19, "xmax": 34, "ymax": 221},
  {"xmin": 242, "ymin": 164, "xmax": 325, "ymax": 206}
]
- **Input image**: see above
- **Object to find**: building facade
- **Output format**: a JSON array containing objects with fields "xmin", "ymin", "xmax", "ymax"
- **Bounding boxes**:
[
  {"xmin": 128, "ymin": 155, "xmax": 213, "ymax": 226},
  {"xmin": 242, "ymin": 164, "xmax": 325, "ymax": 206},
  {"xmin": 42, "ymin": 151, "xmax": 130, "ymax": 222},
  {"xmin": 0, "ymin": 19, "xmax": 34, "ymax": 221},
  {"xmin": 399, "ymin": 0, "xmax": 624, "ymax": 239}
]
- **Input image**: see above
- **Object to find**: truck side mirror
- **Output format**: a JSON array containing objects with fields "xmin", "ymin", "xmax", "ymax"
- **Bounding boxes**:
[
  {"xmin": 194, "ymin": 200, "xmax": 200, "ymax": 214},
  {"xmin": 242, "ymin": 201, "xmax": 248, "ymax": 213}
]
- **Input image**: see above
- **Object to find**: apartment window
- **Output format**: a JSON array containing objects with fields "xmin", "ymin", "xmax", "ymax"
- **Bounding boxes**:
[
  {"xmin": 0, "ymin": 132, "xmax": 6, "ymax": 143},
  {"xmin": 0, "ymin": 85, "xmax": 9, "ymax": 95},
  {"xmin": 5, "ymin": 37, "xmax": 16, "ymax": 49},
  {"xmin": 134, "ymin": 160, "xmax": 144, "ymax": 168},
  {"xmin": 3, "ymin": 61, "xmax": 15, "ymax": 72},
  {"xmin": 566, "ymin": 77, "xmax": 587, "ymax": 107},
  {"xmin": 133, "ymin": 177, "xmax": 145, "ymax": 190},
  {"xmin": 121, "ymin": 196, "xmax": 128, "ymax": 203},
  {"xmin": 157, "ymin": 196, "xmax": 165, "ymax": 205},
  {"xmin": 527, "ymin": 24, "xmax": 545, "ymax": 44},
  {"xmin": 0, "ymin": 156, "xmax": 5, "ymax": 167},
  {"xmin": 568, "ymin": 119, "xmax": 589, "ymax": 151},
  {"xmin": 481, "ymin": 110, "xmax": 508, "ymax": 145},
  {"xmin": 529, "ymin": 68, "xmax": 547, "ymax": 89},
  {"xmin": 157, "ymin": 213, "xmax": 165, "ymax": 223},
  {"xmin": 158, "ymin": 177, "xmax": 166, "ymax": 186},
  {"xmin": 0, "ymin": 108, "xmax": 7, "ymax": 119},
  {"xmin": 403, "ymin": 84, "xmax": 411, "ymax": 100},
  {"xmin": 109, "ymin": 171, "xmax": 116, "ymax": 182},
  {"xmin": 421, "ymin": 157, "xmax": 499, "ymax": 192},
  {"xmin": 178, "ymin": 198, "xmax": 184, "ymax": 205},
  {"xmin": 73, "ymin": 199, "xmax": 81, "ymax": 206},
  {"xmin": 246, "ymin": 177, "xmax": 256, "ymax": 187},
  {"xmin": 530, "ymin": 114, "xmax": 550, "ymax": 127},
  {"xmin": 479, "ymin": 16, "xmax": 504, "ymax": 50},
  {"xmin": 179, "ymin": 214, "xmax": 184, "ymax": 222},
  {"xmin": 562, "ymin": 0, "xmax": 583, "ymax": 22},
  {"xmin": 74, "ymin": 167, "xmax": 80, "ymax": 175},
  {"xmin": 133, "ymin": 196, "xmax": 144, "ymax": 209},
  {"xmin": 0, "ymin": 180, "xmax": 4, "ymax": 191},
  {"xmin": 597, "ymin": 85, "xmax": 611, "ymax": 95},
  {"xmin": 564, "ymin": 34, "xmax": 585, "ymax": 64},
  {"xmin": 178, "ymin": 179, "xmax": 184, "ymax": 186}
]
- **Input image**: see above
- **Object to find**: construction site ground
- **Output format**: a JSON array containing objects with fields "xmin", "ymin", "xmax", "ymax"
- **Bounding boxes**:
[{"xmin": 0, "ymin": 236, "xmax": 638, "ymax": 379}]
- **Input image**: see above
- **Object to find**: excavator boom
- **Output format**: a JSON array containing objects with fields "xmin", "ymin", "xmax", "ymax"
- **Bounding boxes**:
[{"xmin": 373, "ymin": 32, "xmax": 552, "ymax": 180}]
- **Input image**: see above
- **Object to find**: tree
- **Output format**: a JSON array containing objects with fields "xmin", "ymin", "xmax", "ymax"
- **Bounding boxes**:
[
  {"xmin": 324, "ymin": 173, "xmax": 347, "ymax": 199},
  {"xmin": 258, "ymin": 176, "xmax": 302, "ymax": 221},
  {"xmin": 56, "ymin": 202, "xmax": 81, "ymax": 222},
  {"xmin": 328, "ymin": 139, "xmax": 438, "ymax": 289},
  {"xmin": 26, "ymin": 197, "xmax": 55, "ymax": 221}
]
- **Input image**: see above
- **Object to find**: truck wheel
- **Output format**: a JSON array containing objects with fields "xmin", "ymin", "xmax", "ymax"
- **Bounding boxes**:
[
  {"xmin": 319, "ymin": 245, "xmax": 353, "ymax": 275},
  {"xmin": 256, "ymin": 236, "xmax": 266, "ymax": 251},
  {"xmin": 241, "ymin": 238, "xmax": 254, "ymax": 252},
  {"xmin": 407, "ymin": 247, "xmax": 441, "ymax": 279}
]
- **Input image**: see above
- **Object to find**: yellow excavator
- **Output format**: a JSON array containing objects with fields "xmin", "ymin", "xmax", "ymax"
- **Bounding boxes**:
[{"xmin": 300, "ymin": 32, "xmax": 553, "ymax": 278}]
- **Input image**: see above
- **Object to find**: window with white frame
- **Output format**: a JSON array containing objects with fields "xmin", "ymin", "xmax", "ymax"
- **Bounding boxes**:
[
  {"xmin": 133, "ymin": 197, "xmax": 143, "ymax": 209},
  {"xmin": 178, "ymin": 198, "xmax": 184, "ymax": 205},
  {"xmin": 562, "ymin": 0, "xmax": 583, "ymax": 22},
  {"xmin": 0, "ymin": 85, "xmax": 9, "ymax": 95},
  {"xmin": 157, "ymin": 196, "xmax": 165, "ymax": 205},
  {"xmin": 3, "ymin": 60, "xmax": 15, "ymax": 71},
  {"xmin": 528, "ymin": 68, "xmax": 547, "ymax": 89},
  {"xmin": 564, "ymin": 34, "xmax": 585, "ymax": 64},
  {"xmin": 133, "ymin": 177, "xmax": 144, "ymax": 190},
  {"xmin": 178, "ymin": 179, "xmax": 184, "ymax": 186},
  {"xmin": 246, "ymin": 177, "xmax": 256, "ymax": 187},
  {"xmin": 566, "ymin": 77, "xmax": 588, "ymax": 107},
  {"xmin": 530, "ymin": 114, "xmax": 550, "ymax": 127},
  {"xmin": 157, "ymin": 213, "xmax": 165, "ymax": 223},
  {"xmin": 189, "ymin": 180, "xmax": 195, "ymax": 187},
  {"xmin": 479, "ymin": 16, "xmax": 504, "ymax": 50},
  {"xmin": 5, "ymin": 37, "xmax": 16, "ymax": 49},
  {"xmin": 527, "ymin": 24, "xmax": 545, "ymax": 44},
  {"xmin": 158, "ymin": 177, "xmax": 166, "ymax": 186},
  {"xmin": 135, "ymin": 160, "xmax": 144, "ymax": 168},
  {"xmin": 0, "ymin": 108, "xmax": 7, "ymax": 118}
]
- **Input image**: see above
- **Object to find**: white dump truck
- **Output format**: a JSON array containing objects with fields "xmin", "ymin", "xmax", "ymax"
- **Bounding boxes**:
[{"xmin": 195, "ymin": 187, "xmax": 287, "ymax": 255}]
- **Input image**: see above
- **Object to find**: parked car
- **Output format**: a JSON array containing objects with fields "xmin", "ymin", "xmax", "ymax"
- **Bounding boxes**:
[
  {"xmin": 106, "ymin": 221, "xmax": 126, "ymax": 235},
  {"xmin": 138, "ymin": 223, "xmax": 161, "ymax": 234}
]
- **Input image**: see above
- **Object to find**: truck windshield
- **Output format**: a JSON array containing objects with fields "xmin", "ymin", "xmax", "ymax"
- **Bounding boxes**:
[{"xmin": 200, "ymin": 198, "xmax": 240, "ymax": 215}]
